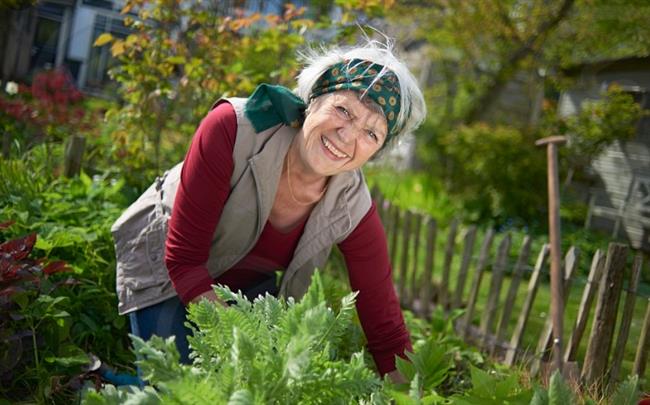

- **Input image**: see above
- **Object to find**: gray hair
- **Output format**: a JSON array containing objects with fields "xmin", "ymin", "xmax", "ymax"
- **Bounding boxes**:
[{"xmin": 295, "ymin": 39, "xmax": 427, "ymax": 144}]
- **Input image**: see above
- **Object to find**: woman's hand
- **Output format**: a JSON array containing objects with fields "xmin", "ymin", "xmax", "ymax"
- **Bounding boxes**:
[
  {"xmin": 387, "ymin": 369, "xmax": 407, "ymax": 384},
  {"xmin": 189, "ymin": 289, "xmax": 228, "ymax": 307}
]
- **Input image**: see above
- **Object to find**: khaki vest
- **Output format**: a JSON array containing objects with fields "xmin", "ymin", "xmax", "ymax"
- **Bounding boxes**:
[{"xmin": 112, "ymin": 98, "xmax": 372, "ymax": 315}]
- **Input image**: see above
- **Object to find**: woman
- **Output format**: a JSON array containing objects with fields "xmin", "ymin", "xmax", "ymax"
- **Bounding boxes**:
[{"xmin": 111, "ymin": 41, "xmax": 426, "ymax": 381}]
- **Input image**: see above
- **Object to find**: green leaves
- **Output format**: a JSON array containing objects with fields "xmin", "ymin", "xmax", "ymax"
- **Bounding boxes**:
[
  {"xmin": 89, "ymin": 271, "xmax": 380, "ymax": 404},
  {"xmin": 395, "ymin": 342, "xmax": 452, "ymax": 392},
  {"xmin": 449, "ymin": 366, "xmax": 533, "ymax": 405},
  {"xmin": 548, "ymin": 371, "xmax": 575, "ymax": 405},
  {"xmin": 607, "ymin": 374, "xmax": 639, "ymax": 405}
]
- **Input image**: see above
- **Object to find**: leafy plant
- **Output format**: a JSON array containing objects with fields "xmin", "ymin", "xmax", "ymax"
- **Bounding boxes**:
[
  {"xmin": 607, "ymin": 374, "xmax": 639, "ymax": 405},
  {"xmin": 0, "ymin": 69, "xmax": 93, "ymax": 157},
  {"xmin": 448, "ymin": 366, "xmax": 533, "ymax": 405},
  {"xmin": 84, "ymin": 272, "xmax": 382, "ymax": 404},
  {"xmin": 1, "ymin": 167, "xmax": 134, "ymax": 402},
  {"xmin": 556, "ymin": 85, "xmax": 646, "ymax": 188},
  {"xmin": 0, "ymin": 223, "xmax": 88, "ymax": 402},
  {"xmin": 93, "ymin": 0, "xmax": 315, "ymax": 175}
]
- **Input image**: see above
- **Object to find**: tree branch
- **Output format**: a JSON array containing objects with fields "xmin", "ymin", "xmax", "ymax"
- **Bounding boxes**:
[{"xmin": 462, "ymin": 0, "xmax": 576, "ymax": 124}]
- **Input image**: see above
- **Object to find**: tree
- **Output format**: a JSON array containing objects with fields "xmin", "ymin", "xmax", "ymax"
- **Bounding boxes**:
[{"xmin": 390, "ymin": 0, "xmax": 650, "ymax": 223}]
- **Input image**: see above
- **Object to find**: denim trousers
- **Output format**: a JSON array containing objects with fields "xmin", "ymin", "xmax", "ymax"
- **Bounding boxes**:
[{"xmin": 128, "ymin": 273, "xmax": 279, "ymax": 364}]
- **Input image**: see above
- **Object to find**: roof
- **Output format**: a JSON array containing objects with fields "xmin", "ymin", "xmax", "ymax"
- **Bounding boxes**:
[{"xmin": 562, "ymin": 56, "xmax": 650, "ymax": 77}]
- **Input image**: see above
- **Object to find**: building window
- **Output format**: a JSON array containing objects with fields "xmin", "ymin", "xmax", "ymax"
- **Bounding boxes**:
[
  {"xmin": 31, "ymin": 3, "xmax": 65, "ymax": 73},
  {"xmin": 85, "ymin": 14, "xmax": 129, "ymax": 90},
  {"xmin": 82, "ymin": 0, "xmax": 117, "ymax": 11}
]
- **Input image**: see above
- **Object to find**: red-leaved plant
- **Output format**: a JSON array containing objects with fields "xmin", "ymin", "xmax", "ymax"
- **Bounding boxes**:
[
  {"xmin": 0, "ymin": 69, "xmax": 90, "ymax": 145},
  {"xmin": 0, "ymin": 220, "xmax": 74, "ymax": 395}
]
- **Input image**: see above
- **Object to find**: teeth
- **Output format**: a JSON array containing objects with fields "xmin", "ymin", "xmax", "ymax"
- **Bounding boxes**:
[{"xmin": 322, "ymin": 136, "xmax": 348, "ymax": 158}]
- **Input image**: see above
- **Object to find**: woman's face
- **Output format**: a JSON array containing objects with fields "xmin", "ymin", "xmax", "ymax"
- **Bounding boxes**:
[{"xmin": 296, "ymin": 90, "xmax": 388, "ymax": 177}]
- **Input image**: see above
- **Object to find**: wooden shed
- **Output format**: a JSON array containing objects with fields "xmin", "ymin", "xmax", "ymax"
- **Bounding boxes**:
[{"xmin": 559, "ymin": 57, "xmax": 650, "ymax": 251}]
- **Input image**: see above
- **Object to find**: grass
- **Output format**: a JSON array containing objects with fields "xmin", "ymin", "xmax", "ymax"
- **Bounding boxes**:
[{"xmin": 363, "ymin": 167, "xmax": 649, "ymax": 388}]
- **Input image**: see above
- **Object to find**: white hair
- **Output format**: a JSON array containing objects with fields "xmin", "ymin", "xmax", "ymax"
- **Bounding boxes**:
[{"xmin": 295, "ymin": 39, "xmax": 426, "ymax": 144}]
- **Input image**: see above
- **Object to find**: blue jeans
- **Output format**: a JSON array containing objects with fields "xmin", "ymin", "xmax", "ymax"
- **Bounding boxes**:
[{"xmin": 128, "ymin": 273, "xmax": 279, "ymax": 364}]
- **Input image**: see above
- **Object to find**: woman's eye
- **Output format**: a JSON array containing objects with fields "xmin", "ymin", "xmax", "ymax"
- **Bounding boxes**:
[
  {"xmin": 336, "ymin": 106, "xmax": 351, "ymax": 119},
  {"xmin": 367, "ymin": 130, "xmax": 378, "ymax": 142}
]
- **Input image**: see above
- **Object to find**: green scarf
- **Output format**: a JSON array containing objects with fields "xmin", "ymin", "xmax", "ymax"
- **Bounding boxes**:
[{"xmin": 245, "ymin": 59, "xmax": 402, "ymax": 142}]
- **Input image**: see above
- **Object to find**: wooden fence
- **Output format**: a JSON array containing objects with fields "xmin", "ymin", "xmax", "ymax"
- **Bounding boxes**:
[{"xmin": 371, "ymin": 189, "xmax": 649, "ymax": 388}]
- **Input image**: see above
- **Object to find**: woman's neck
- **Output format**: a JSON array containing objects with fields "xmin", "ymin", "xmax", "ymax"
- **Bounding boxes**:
[{"xmin": 286, "ymin": 139, "xmax": 328, "ymax": 189}]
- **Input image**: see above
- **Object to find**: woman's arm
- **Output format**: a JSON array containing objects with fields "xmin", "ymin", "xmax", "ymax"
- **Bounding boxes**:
[
  {"xmin": 338, "ymin": 202, "xmax": 412, "ymax": 376},
  {"xmin": 165, "ymin": 101, "xmax": 237, "ymax": 305}
]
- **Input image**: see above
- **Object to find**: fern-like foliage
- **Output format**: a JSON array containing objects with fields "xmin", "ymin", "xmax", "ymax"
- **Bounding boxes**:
[
  {"xmin": 608, "ymin": 374, "xmax": 639, "ymax": 405},
  {"xmin": 83, "ymin": 271, "xmax": 381, "ymax": 404}
]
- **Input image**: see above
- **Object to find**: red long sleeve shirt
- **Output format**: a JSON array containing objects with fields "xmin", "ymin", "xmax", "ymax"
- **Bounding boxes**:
[{"xmin": 165, "ymin": 101, "xmax": 411, "ymax": 375}]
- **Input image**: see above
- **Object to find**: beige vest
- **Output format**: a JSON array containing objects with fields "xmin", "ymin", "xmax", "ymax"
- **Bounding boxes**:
[{"xmin": 112, "ymin": 98, "xmax": 372, "ymax": 315}]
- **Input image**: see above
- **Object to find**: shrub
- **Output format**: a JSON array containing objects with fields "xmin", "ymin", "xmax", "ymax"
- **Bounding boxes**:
[{"xmin": 432, "ymin": 123, "xmax": 547, "ymax": 224}]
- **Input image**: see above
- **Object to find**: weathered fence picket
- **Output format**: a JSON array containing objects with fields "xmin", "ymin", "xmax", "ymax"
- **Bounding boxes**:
[
  {"xmin": 609, "ymin": 254, "xmax": 643, "ymax": 383},
  {"xmin": 398, "ymin": 210, "xmax": 413, "ymax": 304},
  {"xmin": 481, "ymin": 234, "xmax": 511, "ymax": 353},
  {"xmin": 440, "ymin": 219, "xmax": 458, "ymax": 309},
  {"xmin": 452, "ymin": 226, "xmax": 477, "ymax": 309},
  {"xmin": 389, "ymin": 205, "xmax": 400, "ymax": 270},
  {"xmin": 463, "ymin": 229, "xmax": 495, "ymax": 340},
  {"xmin": 419, "ymin": 218, "xmax": 437, "ymax": 318},
  {"xmin": 634, "ymin": 298, "xmax": 650, "ymax": 377},
  {"xmin": 495, "ymin": 235, "xmax": 531, "ymax": 353},
  {"xmin": 581, "ymin": 243, "xmax": 629, "ymax": 386},
  {"xmin": 409, "ymin": 212, "xmax": 423, "ymax": 304},
  {"xmin": 504, "ymin": 244, "xmax": 549, "ymax": 366},
  {"xmin": 564, "ymin": 249, "xmax": 605, "ymax": 363}
]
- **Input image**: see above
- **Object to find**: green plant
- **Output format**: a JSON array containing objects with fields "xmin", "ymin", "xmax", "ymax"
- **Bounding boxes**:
[
  {"xmin": 0, "ymin": 224, "xmax": 90, "ymax": 402},
  {"xmin": 1, "ymin": 166, "xmax": 134, "ymax": 402},
  {"xmin": 607, "ymin": 374, "xmax": 639, "ymax": 405},
  {"xmin": 434, "ymin": 123, "xmax": 548, "ymax": 224},
  {"xmin": 84, "ymin": 272, "xmax": 381, "ymax": 404},
  {"xmin": 93, "ymin": 0, "xmax": 315, "ymax": 174},
  {"xmin": 448, "ymin": 365, "xmax": 533, "ymax": 405}
]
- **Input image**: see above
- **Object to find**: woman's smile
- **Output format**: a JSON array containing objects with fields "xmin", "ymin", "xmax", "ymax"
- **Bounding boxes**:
[{"xmin": 320, "ymin": 135, "xmax": 350, "ymax": 160}]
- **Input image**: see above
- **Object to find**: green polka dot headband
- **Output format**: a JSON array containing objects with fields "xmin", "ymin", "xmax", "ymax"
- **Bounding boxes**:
[{"xmin": 310, "ymin": 59, "xmax": 402, "ymax": 139}]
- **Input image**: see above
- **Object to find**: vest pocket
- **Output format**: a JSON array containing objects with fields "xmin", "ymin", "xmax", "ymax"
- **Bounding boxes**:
[{"xmin": 117, "ymin": 215, "xmax": 169, "ymax": 291}]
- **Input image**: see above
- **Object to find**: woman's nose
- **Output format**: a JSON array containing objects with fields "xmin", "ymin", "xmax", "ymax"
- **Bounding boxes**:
[{"xmin": 337, "ymin": 122, "xmax": 361, "ymax": 144}]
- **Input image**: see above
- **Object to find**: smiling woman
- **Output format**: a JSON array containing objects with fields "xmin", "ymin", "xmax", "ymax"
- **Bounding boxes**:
[{"xmin": 110, "ymin": 39, "xmax": 426, "ymax": 381}]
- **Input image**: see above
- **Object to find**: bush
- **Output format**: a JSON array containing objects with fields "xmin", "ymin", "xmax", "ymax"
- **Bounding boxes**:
[
  {"xmin": 431, "ymin": 123, "xmax": 547, "ymax": 225},
  {"xmin": 1, "ymin": 157, "xmax": 134, "ymax": 402}
]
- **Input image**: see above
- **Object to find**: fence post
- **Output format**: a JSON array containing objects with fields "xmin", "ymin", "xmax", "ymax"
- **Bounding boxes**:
[
  {"xmin": 531, "ymin": 246, "xmax": 579, "ymax": 377},
  {"xmin": 63, "ymin": 135, "xmax": 86, "ymax": 178},
  {"xmin": 2, "ymin": 130, "xmax": 10, "ymax": 158},
  {"xmin": 453, "ymin": 226, "xmax": 477, "ymax": 309},
  {"xmin": 633, "ymin": 298, "xmax": 650, "ymax": 378},
  {"xmin": 440, "ymin": 219, "xmax": 458, "ymax": 309},
  {"xmin": 505, "ymin": 244, "xmax": 549, "ymax": 366},
  {"xmin": 581, "ymin": 243, "xmax": 628, "ymax": 387},
  {"xmin": 398, "ymin": 210, "xmax": 413, "ymax": 305},
  {"xmin": 564, "ymin": 249, "xmax": 606, "ymax": 363},
  {"xmin": 482, "ymin": 234, "xmax": 511, "ymax": 352},
  {"xmin": 495, "ymin": 235, "xmax": 532, "ymax": 354},
  {"xmin": 389, "ymin": 205, "xmax": 401, "ymax": 270},
  {"xmin": 609, "ymin": 254, "xmax": 643, "ymax": 383},
  {"xmin": 376, "ymin": 192, "xmax": 386, "ymax": 224},
  {"xmin": 419, "ymin": 218, "xmax": 437, "ymax": 318},
  {"xmin": 409, "ymin": 212, "xmax": 423, "ymax": 308},
  {"xmin": 463, "ymin": 229, "xmax": 495, "ymax": 340}
]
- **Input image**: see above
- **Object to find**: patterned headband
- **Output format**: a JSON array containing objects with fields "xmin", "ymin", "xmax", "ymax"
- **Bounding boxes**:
[{"xmin": 309, "ymin": 59, "xmax": 402, "ymax": 139}]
